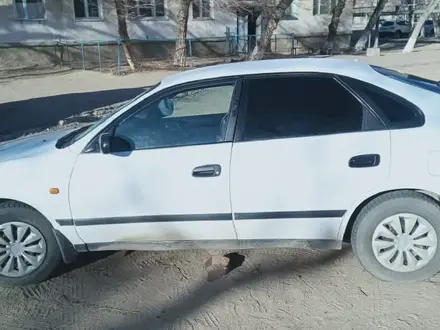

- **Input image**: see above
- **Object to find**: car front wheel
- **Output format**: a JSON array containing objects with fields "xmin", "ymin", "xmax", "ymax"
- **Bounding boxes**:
[
  {"xmin": 351, "ymin": 191, "xmax": 440, "ymax": 281},
  {"xmin": 0, "ymin": 202, "xmax": 62, "ymax": 286}
]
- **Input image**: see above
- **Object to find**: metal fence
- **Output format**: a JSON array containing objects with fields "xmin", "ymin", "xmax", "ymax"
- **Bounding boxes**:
[
  {"xmin": 0, "ymin": 33, "xmax": 351, "ymax": 73},
  {"xmin": 57, "ymin": 33, "xmax": 300, "ymax": 71}
]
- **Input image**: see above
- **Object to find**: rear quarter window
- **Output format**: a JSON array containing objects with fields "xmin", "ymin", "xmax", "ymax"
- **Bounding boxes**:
[{"xmin": 341, "ymin": 76, "xmax": 425, "ymax": 130}]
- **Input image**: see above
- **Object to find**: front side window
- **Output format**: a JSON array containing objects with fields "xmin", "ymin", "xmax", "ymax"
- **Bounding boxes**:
[
  {"xmin": 14, "ymin": 0, "xmax": 46, "ymax": 20},
  {"xmin": 193, "ymin": 0, "xmax": 212, "ymax": 19},
  {"xmin": 74, "ymin": 0, "xmax": 100, "ymax": 19},
  {"xmin": 342, "ymin": 76, "xmax": 425, "ymax": 129},
  {"xmin": 113, "ymin": 83, "xmax": 236, "ymax": 151},
  {"xmin": 241, "ymin": 75, "xmax": 364, "ymax": 142},
  {"xmin": 128, "ymin": 0, "xmax": 165, "ymax": 18}
]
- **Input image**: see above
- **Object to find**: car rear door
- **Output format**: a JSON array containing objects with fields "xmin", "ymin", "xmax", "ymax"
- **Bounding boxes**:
[
  {"xmin": 68, "ymin": 78, "xmax": 241, "ymax": 249},
  {"xmin": 230, "ymin": 73, "xmax": 391, "ymax": 245}
]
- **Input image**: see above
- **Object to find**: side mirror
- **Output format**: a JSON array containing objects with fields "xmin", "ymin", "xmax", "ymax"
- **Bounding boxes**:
[{"xmin": 99, "ymin": 133, "xmax": 112, "ymax": 154}]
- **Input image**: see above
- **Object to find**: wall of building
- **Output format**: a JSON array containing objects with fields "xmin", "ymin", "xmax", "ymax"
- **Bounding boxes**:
[
  {"xmin": 0, "ymin": 0, "xmax": 355, "ymax": 44},
  {"xmin": 0, "ymin": 0, "xmax": 356, "ymax": 71},
  {"xmin": 0, "ymin": 0, "xmax": 237, "ymax": 43},
  {"xmin": 276, "ymin": 0, "xmax": 354, "ymax": 37},
  {"xmin": 352, "ymin": 0, "xmax": 403, "ymax": 30}
]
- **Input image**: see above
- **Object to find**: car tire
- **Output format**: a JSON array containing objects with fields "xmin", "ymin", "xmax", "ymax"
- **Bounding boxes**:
[
  {"xmin": 351, "ymin": 190, "xmax": 440, "ymax": 282},
  {"xmin": 0, "ymin": 201, "xmax": 62, "ymax": 286}
]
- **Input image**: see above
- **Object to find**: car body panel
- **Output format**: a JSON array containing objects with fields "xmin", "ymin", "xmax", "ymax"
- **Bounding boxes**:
[
  {"xmin": 68, "ymin": 143, "xmax": 236, "ymax": 244},
  {"xmin": 0, "ymin": 129, "xmax": 73, "ymax": 164},
  {"xmin": 0, "ymin": 136, "xmax": 84, "ymax": 246},
  {"xmin": 231, "ymin": 130, "xmax": 391, "ymax": 240}
]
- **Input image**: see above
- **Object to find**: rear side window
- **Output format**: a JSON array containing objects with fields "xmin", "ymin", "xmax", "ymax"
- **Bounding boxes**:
[
  {"xmin": 382, "ymin": 21, "xmax": 394, "ymax": 26},
  {"xmin": 239, "ymin": 75, "xmax": 365, "ymax": 141},
  {"xmin": 342, "ymin": 77, "xmax": 424, "ymax": 129}
]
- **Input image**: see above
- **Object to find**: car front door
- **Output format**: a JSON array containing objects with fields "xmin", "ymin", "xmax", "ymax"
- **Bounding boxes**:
[
  {"xmin": 230, "ymin": 74, "xmax": 391, "ymax": 245},
  {"xmin": 68, "ymin": 78, "xmax": 241, "ymax": 249}
]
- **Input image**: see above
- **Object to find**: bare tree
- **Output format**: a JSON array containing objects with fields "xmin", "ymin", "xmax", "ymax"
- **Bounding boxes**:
[
  {"xmin": 174, "ymin": 0, "xmax": 192, "ymax": 67},
  {"xmin": 172, "ymin": 0, "xmax": 294, "ymax": 66},
  {"xmin": 114, "ymin": 0, "xmax": 137, "ymax": 70},
  {"xmin": 353, "ymin": 0, "xmax": 388, "ymax": 51},
  {"xmin": 249, "ymin": 0, "xmax": 294, "ymax": 60},
  {"xmin": 327, "ymin": 0, "xmax": 347, "ymax": 50},
  {"xmin": 403, "ymin": 0, "xmax": 440, "ymax": 52},
  {"xmin": 107, "ymin": 0, "xmax": 167, "ymax": 70}
]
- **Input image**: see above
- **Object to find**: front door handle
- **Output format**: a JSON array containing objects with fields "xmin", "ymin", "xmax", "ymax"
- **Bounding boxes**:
[
  {"xmin": 349, "ymin": 154, "xmax": 380, "ymax": 168},
  {"xmin": 192, "ymin": 164, "xmax": 222, "ymax": 177}
]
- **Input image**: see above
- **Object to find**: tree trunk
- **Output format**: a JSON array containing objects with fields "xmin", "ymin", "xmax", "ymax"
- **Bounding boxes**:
[
  {"xmin": 327, "ymin": 0, "xmax": 347, "ymax": 51},
  {"xmin": 354, "ymin": 0, "xmax": 388, "ymax": 51},
  {"xmin": 174, "ymin": 0, "xmax": 191, "ymax": 67},
  {"xmin": 114, "ymin": 0, "xmax": 136, "ymax": 70},
  {"xmin": 403, "ymin": 0, "xmax": 440, "ymax": 53},
  {"xmin": 249, "ymin": 0, "xmax": 293, "ymax": 60}
]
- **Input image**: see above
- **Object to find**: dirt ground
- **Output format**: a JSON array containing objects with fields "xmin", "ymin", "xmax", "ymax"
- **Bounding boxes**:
[{"xmin": 1, "ymin": 44, "xmax": 440, "ymax": 330}]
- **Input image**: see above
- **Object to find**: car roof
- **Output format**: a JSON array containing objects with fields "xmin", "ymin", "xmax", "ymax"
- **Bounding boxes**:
[{"xmin": 160, "ymin": 58, "xmax": 376, "ymax": 88}]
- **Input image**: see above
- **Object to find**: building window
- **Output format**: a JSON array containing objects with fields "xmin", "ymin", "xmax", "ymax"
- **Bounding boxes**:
[
  {"xmin": 13, "ymin": 0, "xmax": 46, "ymax": 20},
  {"xmin": 128, "ymin": 0, "xmax": 165, "ymax": 18},
  {"xmin": 282, "ymin": 4, "xmax": 296, "ymax": 20},
  {"xmin": 313, "ymin": 0, "xmax": 337, "ymax": 15},
  {"xmin": 74, "ymin": 0, "xmax": 101, "ymax": 19},
  {"xmin": 193, "ymin": 0, "xmax": 212, "ymax": 19}
]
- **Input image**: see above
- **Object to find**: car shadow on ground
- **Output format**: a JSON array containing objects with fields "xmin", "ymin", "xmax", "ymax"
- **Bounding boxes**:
[
  {"xmin": 114, "ymin": 247, "xmax": 352, "ymax": 330},
  {"xmin": 11, "ymin": 245, "xmax": 350, "ymax": 330},
  {"xmin": 0, "ymin": 87, "xmax": 147, "ymax": 141},
  {"xmin": 51, "ymin": 251, "xmax": 118, "ymax": 279}
]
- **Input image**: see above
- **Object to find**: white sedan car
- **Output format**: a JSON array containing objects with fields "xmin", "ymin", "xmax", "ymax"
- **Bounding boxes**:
[{"xmin": 1, "ymin": 58, "xmax": 440, "ymax": 286}]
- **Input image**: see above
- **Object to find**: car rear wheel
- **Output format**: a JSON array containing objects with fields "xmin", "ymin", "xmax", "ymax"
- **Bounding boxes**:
[
  {"xmin": 351, "ymin": 191, "xmax": 440, "ymax": 281},
  {"xmin": 0, "ymin": 202, "xmax": 62, "ymax": 286}
]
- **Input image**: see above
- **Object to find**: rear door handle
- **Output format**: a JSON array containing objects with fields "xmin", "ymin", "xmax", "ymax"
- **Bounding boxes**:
[
  {"xmin": 192, "ymin": 164, "xmax": 222, "ymax": 177},
  {"xmin": 349, "ymin": 154, "xmax": 380, "ymax": 168}
]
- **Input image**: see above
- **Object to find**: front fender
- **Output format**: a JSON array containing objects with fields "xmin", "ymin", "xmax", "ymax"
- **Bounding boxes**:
[{"xmin": 0, "ymin": 149, "xmax": 85, "ymax": 247}]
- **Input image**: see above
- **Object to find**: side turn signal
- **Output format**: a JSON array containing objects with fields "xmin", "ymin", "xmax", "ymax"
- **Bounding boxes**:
[{"xmin": 49, "ymin": 188, "xmax": 60, "ymax": 195}]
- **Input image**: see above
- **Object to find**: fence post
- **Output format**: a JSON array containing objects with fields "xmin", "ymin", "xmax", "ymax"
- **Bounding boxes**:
[
  {"xmin": 291, "ymin": 34, "xmax": 296, "ymax": 56},
  {"xmin": 81, "ymin": 40, "xmax": 85, "ymax": 70},
  {"xmin": 57, "ymin": 41, "xmax": 63, "ymax": 68},
  {"xmin": 117, "ymin": 39, "xmax": 121, "ymax": 73},
  {"xmin": 235, "ymin": 32, "xmax": 239, "ymax": 54},
  {"xmin": 188, "ymin": 37, "xmax": 193, "ymax": 68},
  {"xmin": 225, "ymin": 27, "xmax": 230, "ymax": 56},
  {"xmin": 98, "ymin": 41, "xmax": 102, "ymax": 71},
  {"xmin": 274, "ymin": 34, "xmax": 277, "ymax": 53}
]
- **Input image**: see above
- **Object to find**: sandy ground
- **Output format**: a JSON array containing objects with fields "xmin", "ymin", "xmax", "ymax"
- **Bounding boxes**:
[{"xmin": 1, "ymin": 44, "xmax": 440, "ymax": 330}]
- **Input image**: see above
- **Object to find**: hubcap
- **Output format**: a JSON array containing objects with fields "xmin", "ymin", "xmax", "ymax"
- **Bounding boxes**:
[
  {"xmin": 372, "ymin": 213, "xmax": 437, "ymax": 273},
  {"xmin": 0, "ymin": 222, "xmax": 47, "ymax": 277}
]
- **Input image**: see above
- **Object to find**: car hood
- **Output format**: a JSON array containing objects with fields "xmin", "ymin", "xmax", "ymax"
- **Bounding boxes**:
[{"xmin": 0, "ymin": 129, "xmax": 73, "ymax": 164}]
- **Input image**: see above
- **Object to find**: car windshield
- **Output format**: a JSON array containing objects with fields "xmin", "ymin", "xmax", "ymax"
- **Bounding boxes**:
[
  {"xmin": 56, "ymin": 83, "xmax": 160, "ymax": 149},
  {"xmin": 371, "ymin": 65, "xmax": 440, "ymax": 94}
]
